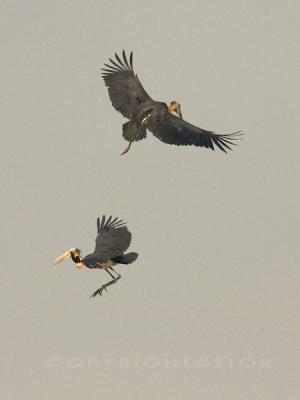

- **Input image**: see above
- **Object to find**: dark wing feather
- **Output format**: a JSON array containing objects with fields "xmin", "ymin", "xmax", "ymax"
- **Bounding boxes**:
[
  {"xmin": 102, "ymin": 50, "xmax": 152, "ymax": 119},
  {"xmin": 148, "ymin": 113, "xmax": 242, "ymax": 153},
  {"xmin": 83, "ymin": 216, "xmax": 132, "ymax": 264}
]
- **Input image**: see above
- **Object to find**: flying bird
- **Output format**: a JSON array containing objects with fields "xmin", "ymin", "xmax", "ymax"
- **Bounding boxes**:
[
  {"xmin": 54, "ymin": 216, "xmax": 138, "ymax": 298},
  {"xmin": 102, "ymin": 50, "xmax": 242, "ymax": 155}
]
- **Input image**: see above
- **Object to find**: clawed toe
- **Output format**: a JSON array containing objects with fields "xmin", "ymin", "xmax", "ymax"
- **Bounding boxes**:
[{"xmin": 90, "ymin": 286, "xmax": 107, "ymax": 298}]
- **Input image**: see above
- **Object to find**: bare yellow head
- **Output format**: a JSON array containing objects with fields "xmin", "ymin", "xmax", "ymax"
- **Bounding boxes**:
[
  {"xmin": 53, "ymin": 248, "xmax": 84, "ymax": 268},
  {"xmin": 168, "ymin": 101, "xmax": 182, "ymax": 118}
]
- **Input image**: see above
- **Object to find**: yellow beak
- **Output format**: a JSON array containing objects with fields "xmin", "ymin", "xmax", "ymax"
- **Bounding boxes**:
[
  {"xmin": 53, "ymin": 250, "xmax": 72, "ymax": 264},
  {"xmin": 176, "ymin": 103, "xmax": 182, "ymax": 119}
]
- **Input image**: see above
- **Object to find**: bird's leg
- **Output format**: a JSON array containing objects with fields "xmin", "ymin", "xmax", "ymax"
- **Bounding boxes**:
[
  {"xmin": 120, "ymin": 126, "xmax": 142, "ymax": 156},
  {"xmin": 90, "ymin": 269, "xmax": 121, "ymax": 298},
  {"xmin": 121, "ymin": 113, "xmax": 151, "ymax": 156},
  {"xmin": 109, "ymin": 267, "xmax": 121, "ymax": 280},
  {"xmin": 141, "ymin": 114, "xmax": 151, "ymax": 125},
  {"xmin": 120, "ymin": 141, "xmax": 133, "ymax": 156}
]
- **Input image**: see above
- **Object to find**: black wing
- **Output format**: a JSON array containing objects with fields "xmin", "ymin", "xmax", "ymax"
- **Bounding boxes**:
[
  {"xmin": 83, "ymin": 216, "xmax": 132, "ymax": 265},
  {"xmin": 148, "ymin": 112, "xmax": 242, "ymax": 153},
  {"xmin": 102, "ymin": 50, "xmax": 152, "ymax": 119}
]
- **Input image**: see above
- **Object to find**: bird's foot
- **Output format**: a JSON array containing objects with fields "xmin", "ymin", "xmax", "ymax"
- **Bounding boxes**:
[{"xmin": 90, "ymin": 286, "xmax": 108, "ymax": 298}]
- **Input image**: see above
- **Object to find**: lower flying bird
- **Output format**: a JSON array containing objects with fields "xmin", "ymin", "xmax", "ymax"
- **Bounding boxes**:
[
  {"xmin": 54, "ymin": 216, "xmax": 138, "ymax": 298},
  {"xmin": 102, "ymin": 50, "xmax": 242, "ymax": 155}
]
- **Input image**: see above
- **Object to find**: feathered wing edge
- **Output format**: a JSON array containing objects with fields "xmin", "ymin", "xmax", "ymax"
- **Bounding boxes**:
[
  {"xmin": 97, "ymin": 215, "xmax": 126, "ymax": 234},
  {"xmin": 149, "ymin": 113, "xmax": 243, "ymax": 153},
  {"xmin": 207, "ymin": 130, "xmax": 243, "ymax": 153},
  {"xmin": 81, "ymin": 216, "xmax": 131, "ymax": 267},
  {"xmin": 101, "ymin": 50, "xmax": 133, "ymax": 77}
]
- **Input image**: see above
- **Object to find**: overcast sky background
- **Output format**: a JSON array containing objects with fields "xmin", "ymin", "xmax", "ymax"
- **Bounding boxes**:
[{"xmin": 1, "ymin": 1, "xmax": 299, "ymax": 399}]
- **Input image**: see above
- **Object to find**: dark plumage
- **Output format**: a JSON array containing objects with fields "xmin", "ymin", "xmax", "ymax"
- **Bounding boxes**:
[
  {"xmin": 54, "ymin": 215, "xmax": 138, "ymax": 298},
  {"xmin": 102, "ymin": 50, "xmax": 242, "ymax": 154},
  {"xmin": 83, "ymin": 216, "xmax": 137, "ymax": 268}
]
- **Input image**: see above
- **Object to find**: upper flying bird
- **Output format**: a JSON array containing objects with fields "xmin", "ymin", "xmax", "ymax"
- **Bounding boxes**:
[
  {"xmin": 102, "ymin": 50, "xmax": 242, "ymax": 155},
  {"xmin": 54, "ymin": 215, "xmax": 138, "ymax": 298}
]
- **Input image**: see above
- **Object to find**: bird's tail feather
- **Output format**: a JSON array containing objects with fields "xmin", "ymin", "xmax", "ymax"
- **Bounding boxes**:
[
  {"xmin": 122, "ymin": 121, "xmax": 146, "ymax": 142},
  {"xmin": 111, "ymin": 252, "xmax": 138, "ymax": 264}
]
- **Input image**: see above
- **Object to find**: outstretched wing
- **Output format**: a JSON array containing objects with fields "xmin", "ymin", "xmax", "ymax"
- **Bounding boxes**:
[
  {"xmin": 102, "ymin": 50, "xmax": 152, "ymax": 119},
  {"xmin": 148, "ymin": 112, "xmax": 242, "ymax": 153},
  {"xmin": 83, "ymin": 216, "xmax": 132, "ymax": 265}
]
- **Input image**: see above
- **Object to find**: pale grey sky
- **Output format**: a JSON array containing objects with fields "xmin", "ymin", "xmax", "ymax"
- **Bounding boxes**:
[{"xmin": 1, "ymin": 1, "xmax": 299, "ymax": 399}]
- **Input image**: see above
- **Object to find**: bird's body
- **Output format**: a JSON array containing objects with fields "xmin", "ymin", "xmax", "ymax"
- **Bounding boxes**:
[
  {"xmin": 91, "ymin": 259, "xmax": 116, "ymax": 270},
  {"xmin": 54, "ymin": 216, "xmax": 138, "ymax": 297},
  {"xmin": 102, "ymin": 50, "xmax": 242, "ymax": 154}
]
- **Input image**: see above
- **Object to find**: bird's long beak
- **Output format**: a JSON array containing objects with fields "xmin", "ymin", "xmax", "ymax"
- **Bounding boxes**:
[
  {"xmin": 176, "ymin": 103, "xmax": 182, "ymax": 119},
  {"xmin": 53, "ymin": 250, "xmax": 71, "ymax": 264}
]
